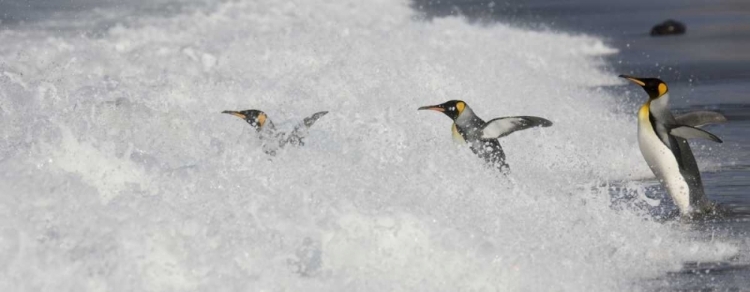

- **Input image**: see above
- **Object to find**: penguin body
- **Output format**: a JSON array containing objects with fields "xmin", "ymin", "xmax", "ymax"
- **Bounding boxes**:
[
  {"xmin": 456, "ymin": 109, "xmax": 508, "ymax": 170},
  {"xmin": 418, "ymin": 100, "xmax": 552, "ymax": 172},
  {"xmin": 222, "ymin": 109, "xmax": 328, "ymax": 155},
  {"xmin": 637, "ymin": 101, "xmax": 693, "ymax": 213},
  {"xmin": 621, "ymin": 75, "xmax": 724, "ymax": 217}
]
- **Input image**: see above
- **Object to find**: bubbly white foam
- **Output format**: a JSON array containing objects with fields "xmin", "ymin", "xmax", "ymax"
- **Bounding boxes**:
[{"xmin": 0, "ymin": 0, "xmax": 737, "ymax": 291}]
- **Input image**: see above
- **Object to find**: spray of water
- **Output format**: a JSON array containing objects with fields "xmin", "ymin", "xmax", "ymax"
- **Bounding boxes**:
[{"xmin": 0, "ymin": 0, "xmax": 737, "ymax": 290}]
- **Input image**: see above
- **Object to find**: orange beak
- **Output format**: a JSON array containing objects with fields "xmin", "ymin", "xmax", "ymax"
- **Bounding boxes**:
[
  {"xmin": 222, "ymin": 110, "xmax": 246, "ymax": 119},
  {"xmin": 418, "ymin": 105, "xmax": 445, "ymax": 112},
  {"xmin": 618, "ymin": 75, "xmax": 646, "ymax": 86}
]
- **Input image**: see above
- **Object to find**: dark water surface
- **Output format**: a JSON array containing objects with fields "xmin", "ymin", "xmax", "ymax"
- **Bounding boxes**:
[{"xmin": 416, "ymin": 0, "xmax": 750, "ymax": 289}]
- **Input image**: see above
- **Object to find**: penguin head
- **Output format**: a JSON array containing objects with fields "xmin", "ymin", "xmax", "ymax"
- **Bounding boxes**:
[
  {"xmin": 222, "ymin": 109, "xmax": 268, "ymax": 130},
  {"xmin": 619, "ymin": 75, "xmax": 668, "ymax": 99},
  {"xmin": 418, "ymin": 100, "xmax": 467, "ymax": 120}
]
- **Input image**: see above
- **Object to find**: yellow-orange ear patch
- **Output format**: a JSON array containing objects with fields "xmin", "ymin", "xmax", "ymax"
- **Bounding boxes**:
[
  {"xmin": 658, "ymin": 83, "xmax": 668, "ymax": 96},
  {"xmin": 456, "ymin": 102, "xmax": 465, "ymax": 114},
  {"xmin": 258, "ymin": 113, "xmax": 267, "ymax": 127}
]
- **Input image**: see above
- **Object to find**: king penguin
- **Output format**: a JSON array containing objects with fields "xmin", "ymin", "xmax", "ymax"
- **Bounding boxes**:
[
  {"xmin": 418, "ymin": 100, "xmax": 552, "ymax": 172},
  {"xmin": 222, "ymin": 109, "xmax": 328, "ymax": 156},
  {"xmin": 620, "ymin": 75, "xmax": 726, "ymax": 218}
]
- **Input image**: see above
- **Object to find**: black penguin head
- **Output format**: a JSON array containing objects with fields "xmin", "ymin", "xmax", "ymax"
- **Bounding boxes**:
[
  {"xmin": 222, "ymin": 109, "xmax": 268, "ymax": 130},
  {"xmin": 418, "ymin": 100, "xmax": 467, "ymax": 120},
  {"xmin": 619, "ymin": 75, "xmax": 668, "ymax": 99}
]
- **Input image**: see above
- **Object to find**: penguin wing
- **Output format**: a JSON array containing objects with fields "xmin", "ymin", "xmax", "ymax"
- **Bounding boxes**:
[
  {"xmin": 670, "ymin": 125, "xmax": 723, "ymax": 143},
  {"xmin": 302, "ymin": 111, "xmax": 329, "ymax": 128},
  {"xmin": 480, "ymin": 116, "xmax": 553, "ymax": 139},
  {"xmin": 287, "ymin": 111, "xmax": 329, "ymax": 143},
  {"xmin": 675, "ymin": 111, "xmax": 727, "ymax": 128}
]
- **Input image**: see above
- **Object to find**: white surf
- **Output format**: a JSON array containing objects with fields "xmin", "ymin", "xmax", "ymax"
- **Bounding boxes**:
[{"xmin": 0, "ymin": 0, "xmax": 737, "ymax": 291}]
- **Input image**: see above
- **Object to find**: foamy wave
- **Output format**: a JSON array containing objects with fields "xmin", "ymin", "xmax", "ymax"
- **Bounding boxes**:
[{"xmin": 0, "ymin": 0, "xmax": 736, "ymax": 291}]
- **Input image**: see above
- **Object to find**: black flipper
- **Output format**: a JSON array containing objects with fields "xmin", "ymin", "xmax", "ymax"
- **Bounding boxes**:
[
  {"xmin": 673, "ymin": 136, "xmax": 714, "ymax": 214},
  {"xmin": 480, "ymin": 116, "xmax": 553, "ymax": 139},
  {"xmin": 302, "ymin": 111, "xmax": 329, "ymax": 128},
  {"xmin": 670, "ymin": 125, "xmax": 723, "ymax": 143},
  {"xmin": 675, "ymin": 111, "xmax": 726, "ymax": 128},
  {"xmin": 285, "ymin": 111, "xmax": 329, "ymax": 147}
]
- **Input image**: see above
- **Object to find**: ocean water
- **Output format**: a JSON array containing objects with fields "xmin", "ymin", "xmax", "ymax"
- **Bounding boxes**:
[{"xmin": 0, "ymin": 0, "xmax": 747, "ymax": 291}]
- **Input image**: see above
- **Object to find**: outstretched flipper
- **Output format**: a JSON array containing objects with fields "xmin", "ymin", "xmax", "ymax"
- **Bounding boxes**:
[
  {"xmin": 290, "ymin": 111, "xmax": 328, "ymax": 135},
  {"xmin": 670, "ymin": 125, "xmax": 723, "ymax": 143},
  {"xmin": 675, "ymin": 111, "xmax": 727, "ymax": 128},
  {"xmin": 285, "ymin": 111, "xmax": 329, "ymax": 146},
  {"xmin": 480, "ymin": 116, "xmax": 553, "ymax": 139},
  {"xmin": 302, "ymin": 111, "xmax": 329, "ymax": 128}
]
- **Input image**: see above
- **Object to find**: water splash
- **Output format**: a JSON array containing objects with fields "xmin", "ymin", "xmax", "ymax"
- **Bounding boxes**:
[{"xmin": 0, "ymin": 0, "xmax": 737, "ymax": 291}]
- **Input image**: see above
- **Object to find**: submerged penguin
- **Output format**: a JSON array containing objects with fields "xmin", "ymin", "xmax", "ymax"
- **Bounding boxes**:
[
  {"xmin": 418, "ymin": 100, "xmax": 552, "ymax": 172},
  {"xmin": 222, "ymin": 109, "xmax": 328, "ymax": 155},
  {"xmin": 620, "ymin": 75, "xmax": 726, "ymax": 218}
]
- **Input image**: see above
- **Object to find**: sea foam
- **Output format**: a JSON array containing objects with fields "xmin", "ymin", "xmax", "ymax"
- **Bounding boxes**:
[{"xmin": 0, "ymin": 0, "xmax": 737, "ymax": 291}]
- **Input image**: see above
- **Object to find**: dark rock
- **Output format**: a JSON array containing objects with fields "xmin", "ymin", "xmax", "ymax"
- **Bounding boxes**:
[{"xmin": 651, "ymin": 19, "xmax": 686, "ymax": 36}]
